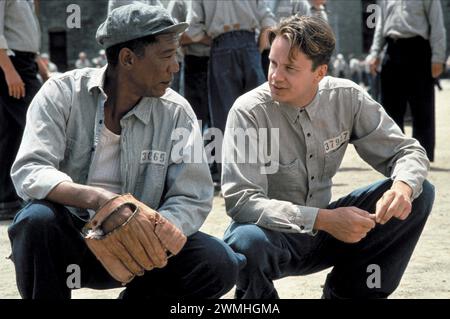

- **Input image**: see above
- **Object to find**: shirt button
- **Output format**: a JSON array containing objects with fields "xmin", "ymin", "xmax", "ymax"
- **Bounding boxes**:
[
  {"xmin": 309, "ymin": 194, "xmax": 313, "ymax": 198},
  {"xmin": 300, "ymin": 225, "xmax": 305, "ymax": 230},
  {"xmin": 99, "ymin": 120, "xmax": 103, "ymax": 124},
  {"xmin": 307, "ymin": 133, "xmax": 311, "ymax": 137},
  {"xmin": 311, "ymin": 176, "xmax": 315, "ymax": 180},
  {"xmin": 309, "ymin": 154, "xmax": 313, "ymax": 159}
]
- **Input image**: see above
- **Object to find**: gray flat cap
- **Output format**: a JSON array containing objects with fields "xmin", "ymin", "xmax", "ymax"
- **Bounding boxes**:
[{"xmin": 96, "ymin": 3, "xmax": 188, "ymax": 48}]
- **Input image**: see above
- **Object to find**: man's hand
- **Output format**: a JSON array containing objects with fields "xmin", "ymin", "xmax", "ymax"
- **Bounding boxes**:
[
  {"xmin": 375, "ymin": 181, "xmax": 412, "ymax": 225},
  {"xmin": 5, "ymin": 67, "xmax": 25, "ymax": 99},
  {"xmin": 369, "ymin": 57, "xmax": 380, "ymax": 75},
  {"xmin": 432, "ymin": 63, "xmax": 444, "ymax": 79},
  {"xmin": 314, "ymin": 207, "xmax": 376, "ymax": 243},
  {"xmin": 0, "ymin": 49, "xmax": 26, "ymax": 99},
  {"xmin": 36, "ymin": 55, "xmax": 50, "ymax": 82},
  {"xmin": 258, "ymin": 28, "xmax": 271, "ymax": 53}
]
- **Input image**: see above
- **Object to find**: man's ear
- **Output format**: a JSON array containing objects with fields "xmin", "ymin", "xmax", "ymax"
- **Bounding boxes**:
[
  {"xmin": 118, "ymin": 48, "xmax": 135, "ymax": 69},
  {"xmin": 315, "ymin": 64, "xmax": 328, "ymax": 83}
]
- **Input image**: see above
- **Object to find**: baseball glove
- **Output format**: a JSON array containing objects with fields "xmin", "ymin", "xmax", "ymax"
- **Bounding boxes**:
[{"xmin": 83, "ymin": 194, "xmax": 187, "ymax": 284}]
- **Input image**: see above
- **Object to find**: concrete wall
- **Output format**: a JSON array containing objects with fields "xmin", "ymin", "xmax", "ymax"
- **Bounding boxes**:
[{"xmin": 38, "ymin": 0, "xmax": 108, "ymax": 70}]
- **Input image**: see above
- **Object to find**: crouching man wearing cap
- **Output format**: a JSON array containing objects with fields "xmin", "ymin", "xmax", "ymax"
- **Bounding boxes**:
[{"xmin": 8, "ymin": 4, "xmax": 244, "ymax": 299}]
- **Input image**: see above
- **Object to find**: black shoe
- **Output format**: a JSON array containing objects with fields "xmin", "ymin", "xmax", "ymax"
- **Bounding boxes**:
[{"xmin": 234, "ymin": 288, "xmax": 245, "ymax": 299}]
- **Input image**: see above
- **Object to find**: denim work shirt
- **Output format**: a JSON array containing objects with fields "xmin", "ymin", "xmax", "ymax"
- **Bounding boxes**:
[
  {"xmin": 11, "ymin": 67, "xmax": 213, "ymax": 236},
  {"xmin": 222, "ymin": 78, "xmax": 429, "ymax": 235}
]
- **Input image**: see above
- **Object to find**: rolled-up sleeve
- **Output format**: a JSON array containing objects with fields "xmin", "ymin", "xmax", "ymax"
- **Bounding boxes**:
[
  {"xmin": 369, "ymin": 1, "xmax": 386, "ymax": 59},
  {"xmin": 185, "ymin": 0, "xmax": 206, "ymax": 41},
  {"xmin": 222, "ymin": 107, "xmax": 318, "ymax": 235},
  {"xmin": 351, "ymin": 89, "xmax": 429, "ymax": 199},
  {"xmin": 11, "ymin": 78, "xmax": 74, "ymax": 201},
  {"xmin": 0, "ymin": 1, "xmax": 8, "ymax": 49},
  {"xmin": 426, "ymin": 0, "xmax": 446, "ymax": 64},
  {"xmin": 256, "ymin": 0, "xmax": 276, "ymax": 29},
  {"xmin": 157, "ymin": 110, "xmax": 213, "ymax": 236}
]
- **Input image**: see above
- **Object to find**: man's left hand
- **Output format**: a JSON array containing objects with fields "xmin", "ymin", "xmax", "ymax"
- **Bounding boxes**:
[
  {"xmin": 432, "ymin": 63, "xmax": 444, "ymax": 79},
  {"xmin": 375, "ymin": 181, "xmax": 413, "ymax": 224}
]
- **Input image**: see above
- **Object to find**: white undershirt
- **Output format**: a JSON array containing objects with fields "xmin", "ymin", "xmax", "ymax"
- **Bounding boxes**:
[{"xmin": 87, "ymin": 125, "xmax": 122, "ymax": 195}]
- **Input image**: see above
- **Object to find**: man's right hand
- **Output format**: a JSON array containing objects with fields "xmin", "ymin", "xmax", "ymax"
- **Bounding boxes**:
[
  {"xmin": 5, "ymin": 67, "xmax": 26, "ymax": 99},
  {"xmin": 314, "ymin": 207, "xmax": 376, "ymax": 243},
  {"xmin": 369, "ymin": 57, "xmax": 380, "ymax": 76}
]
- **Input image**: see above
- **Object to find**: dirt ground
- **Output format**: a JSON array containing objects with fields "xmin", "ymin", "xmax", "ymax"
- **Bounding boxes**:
[{"xmin": 1, "ymin": 81, "xmax": 449, "ymax": 299}]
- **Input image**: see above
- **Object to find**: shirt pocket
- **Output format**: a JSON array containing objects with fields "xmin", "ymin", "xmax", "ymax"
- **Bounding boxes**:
[{"xmin": 323, "ymin": 143, "xmax": 347, "ymax": 179}]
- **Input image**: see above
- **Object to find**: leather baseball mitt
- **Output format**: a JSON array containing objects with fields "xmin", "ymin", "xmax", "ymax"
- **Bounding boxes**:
[{"xmin": 83, "ymin": 194, "xmax": 187, "ymax": 284}]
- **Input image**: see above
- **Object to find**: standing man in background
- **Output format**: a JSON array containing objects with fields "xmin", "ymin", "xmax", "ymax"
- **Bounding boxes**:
[
  {"xmin": 168, "ymin": 0, "xmax": 211, "ymax": 131},
  {"xmin": 370, "ymin": 0, "xmax": 446, "ymax": 162},
  {"xmin": 0, "ymin": 0, "xmax": 43, "ymax": 220},
  {"xmin": 184, "ymin": 0, "xmax": 276, "ymax": 185}
]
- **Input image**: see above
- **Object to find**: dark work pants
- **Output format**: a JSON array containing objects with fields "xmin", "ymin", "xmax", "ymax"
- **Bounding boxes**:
[
  {"xmin": 0, "ymin": 51, "xmax": 41, "ymax": 206},
  {"xmin": 184, "ymin": 55, "xmax": 210, "ymax": 129},
  {"xmin": 208, "ymin": 30, "xmax": 265, "ymax": 133},
  {"xmin": 380, "ymin": 36, "xmax": 435, "ymax": 161},
  {"xmin": 8, "ymin": 200, "xmax": 245, "ymax": 299},
  {"xmin": 261, "ymin": 48, "xmax": 270, "ymax": 80},
  {"xmin": 224, "ymin": 179, "xmax": 434, "ymax": 299}
]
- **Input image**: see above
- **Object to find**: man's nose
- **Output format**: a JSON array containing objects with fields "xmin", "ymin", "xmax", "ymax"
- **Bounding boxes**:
[{"xmin": 169, "ymin": 56, "xmax": 180, "ymax": 73}]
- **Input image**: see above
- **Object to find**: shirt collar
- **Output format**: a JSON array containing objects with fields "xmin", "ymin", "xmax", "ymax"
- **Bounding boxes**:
[
  {"xmin": 122, "ymin": 97, "xmax": 153, "ymax": 125},
  {"xmin": 87, "ymin": 66, "xmax": 107, "ymax": 94},
  {"xmin": 277, "ymin": 89, "xmax": 320, "ymax": 124},
  {"xmin": 87, "ymin": 66, "xmax": 153, "ymax": 125},
  {"xmin": 278, "ymin": 101, "xmax": 301, "ymax": 124}
]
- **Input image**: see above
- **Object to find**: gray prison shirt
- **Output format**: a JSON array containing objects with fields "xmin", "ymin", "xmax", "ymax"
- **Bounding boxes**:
[
  {"xmin": 222, "ymin": 78, "xmax": 429, "ymax": 235},
  {"xmin": 186, "ymin": 0, "xmax": 277, "ymax": 41},
  {"xmin": 370, "ymin": 0, "xmax": 446, "ymax": 64},
  {"xmin": 0, "ymin": 0, "xmax": 40, "ymax": 54}
]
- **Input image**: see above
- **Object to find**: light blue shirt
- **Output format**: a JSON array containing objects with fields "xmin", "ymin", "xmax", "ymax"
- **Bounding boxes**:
[{"xmin": 11, "ymin": 67, "xmax": 213, "ymax": 236}]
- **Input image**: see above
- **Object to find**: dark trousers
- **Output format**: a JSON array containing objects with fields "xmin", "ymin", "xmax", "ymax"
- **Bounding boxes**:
[
  {"xmin": 224, "ymin": 179, "xmax": 434, "ymax": 299},
  {"xmin": 184, "ymin": 55, "xmax": 210, "ymax": 129},
  {"xmin": 0, "ymin": 51, "xmax": 41, "ymax": 206},
  {"xmin": 381, "ymin": 36, "xmax": 435, "ymax": 161},
  {"xmin": 261, "ymin": 49, "xmax": 270, "ymax": 80},
  {"xmin": 8, "ymin": 200, "xmax": 245, "ymax": 299},
  {"xmin": 208, "ymin": 31, "xmax": 265, "ymax": 133}
]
